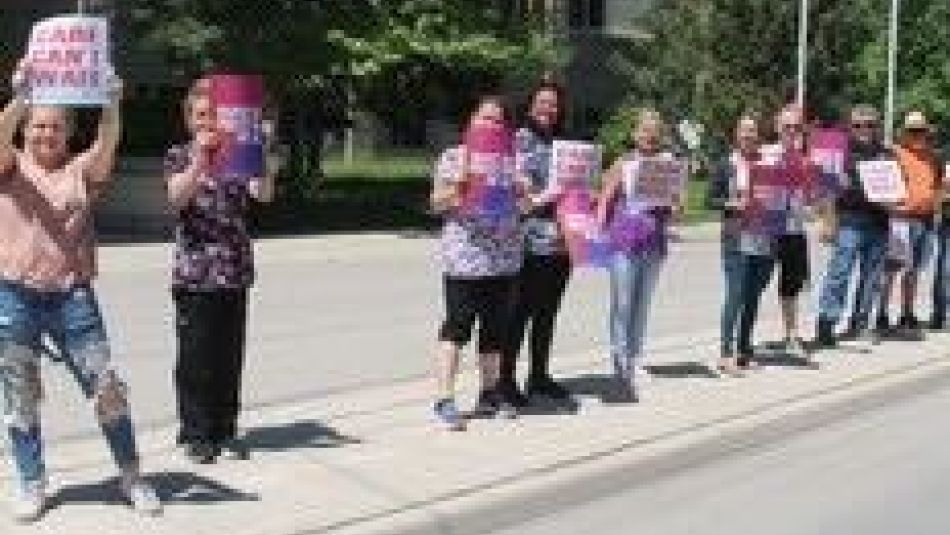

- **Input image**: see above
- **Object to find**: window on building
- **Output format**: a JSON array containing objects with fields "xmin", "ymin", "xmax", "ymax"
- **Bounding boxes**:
[{"xmin": 568, "ymin": 0, "xmax": 606, "ymax": 31}]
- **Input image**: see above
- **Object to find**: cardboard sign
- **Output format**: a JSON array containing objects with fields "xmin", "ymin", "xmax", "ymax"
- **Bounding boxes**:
[
  {"xmin": 210, "ymin": 74, "xmax": 266, "ymax": 179},
  {"xmin": 745, "ymin": 164, "xmax": 790, "ymax": 236},
  {"xmin": 550, "ymin": 141, "xmax": 602, "ymax": 189},
  {"xmin": 857, "ymin": 159, "xmax": 905, "ymax": 203},
  {"xmin": 557, "ymin": 187, "xmax": 611, "ymax": 267},
  {"xmin": 625, "ymin": 157, "xmax": 688, "ymax": 206},
  {"xmin": 26, "ymin": 16, "xmax": 110, "ymax": 106},
  {"xmin": 461, "ymin": 124, "xmax": 517, "ymax": 219}
]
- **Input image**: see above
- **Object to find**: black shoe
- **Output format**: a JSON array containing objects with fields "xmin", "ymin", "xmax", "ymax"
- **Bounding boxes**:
[
  {"xmin": 497, "ymin": 380, "xmax": 530, "ymax": 408},
  {"xmin": 814, "ymin": 320, "xmax": 837, "ymax": 350},
  {"xmin": 876, "ymin": 315, "xmax": 891, "ymax": 333},
  {"xmin": 526, "ymin": 375, "xmax": 572, "ymax": 402},
  {"xmin": 899, "ymin": 314, "xmax": 921, "ymax": 330},
  {"xmin": 186, "ymin": 441, "xmax": 219, "ymax": 465},
  {"xmin": 930, "ymin": 317, "xmax": 946, "ymax": 331},
  {"xmin": 218, "ymin": 437, "xmax": 251, "ymax": 461}
]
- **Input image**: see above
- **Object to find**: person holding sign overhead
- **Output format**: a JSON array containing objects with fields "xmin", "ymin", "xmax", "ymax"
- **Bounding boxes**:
[
  {"xmin": 875, "ymin": 111, "xmax": 941, "ymax": 339},
  {"xmin": 814, "ymin": 105, "xmax": 893, "ymax": 348},
  {"xmin": 164, "ymin": 76, "xmax": 279, "ymax": 464},
  {"xmin": 0, "ymin": 59, "xmax": 161, "ymax": 521},
  {"xmin": 597, "ymin": 109, "xmax": 684, "ymax": 401},
  {"xmin": 500, "ymin": 80, "xmax": 580, "ymax": 409},
  {"xmin": 430, "ymin": 95, "xmax": 527, "ymax": 429}
]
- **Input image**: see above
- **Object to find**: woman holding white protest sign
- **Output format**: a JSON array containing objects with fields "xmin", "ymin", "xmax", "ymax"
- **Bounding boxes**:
[
  {"xmin": 499, "ymin": 80, "xmax": 579, "ymax": 409},
  {"xmin": 707, "ymin": 113, "xmax": 775, "ymax": 376},
  {"xmin": 597, "ymin": 109, "xmax": 684, "ymax": 401},
  {"xmin": 165, "ymin": 77, "xmax": 279, "ymax": 464},
  {"xmin": 430, "ymin": 95, "xmax": 527, "ymax": 429},
  {"xmin": 0, "ymin": 59, "xmax": 161, "ymax": 521}
]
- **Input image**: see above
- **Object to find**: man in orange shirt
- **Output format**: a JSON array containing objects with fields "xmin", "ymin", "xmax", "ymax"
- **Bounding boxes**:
[{"xmin": 877, "ymin": 111, "xmax": 942, "ymax": 338}]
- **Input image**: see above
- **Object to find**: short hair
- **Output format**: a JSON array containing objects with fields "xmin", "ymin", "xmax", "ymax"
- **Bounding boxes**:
[
  {"xmin": 24, "ymin": 105, "xmax": 76, "ymax": 137},
  {"xmin": 636, "ymin": 108, "xmax": 664, "ymax": 133},
  {"xmin": 849, "ymin": 104, "xmax": 880, "ymax": 122},
  {"xmin": 472, "ymin": 93, "xmax": 513, "ymax": 127},
  {"xmin": 182, "ymin": 76, "xmax": 212, "ymax": 119}
]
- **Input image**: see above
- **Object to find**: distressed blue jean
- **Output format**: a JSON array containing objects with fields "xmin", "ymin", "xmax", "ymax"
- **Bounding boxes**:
[
  {"xmin": 608, "ymin": 249, "xmax": 665, "ymax": 378},
  {"xmin": 0, "ymin": 282, "xmax": 139, "ymax": 489},
  {"xmin": 817, "ymin": 214, "xmax": 888, "ymax": 330}
]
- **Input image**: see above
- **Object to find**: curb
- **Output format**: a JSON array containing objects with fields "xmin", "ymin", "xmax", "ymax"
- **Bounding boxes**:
[{"xmin": 312, "ymin": 354, "xmax": 950, "ymax": 535}]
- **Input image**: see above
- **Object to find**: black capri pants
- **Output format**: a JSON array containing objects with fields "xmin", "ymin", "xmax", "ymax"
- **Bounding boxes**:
[
  {"xmin": 439, "ymin": 275, "xmax": 516, "ymax": 354},
  {"xmin": 775, "ymin": 233, "xmax": 810, "ymax": 298}
]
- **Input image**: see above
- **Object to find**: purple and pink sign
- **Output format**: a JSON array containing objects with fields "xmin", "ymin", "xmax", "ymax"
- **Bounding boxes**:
[
  {"xmin": 461, "ymin": 123, "xmax": 517, "ymax": 219},
  {"xmin": 808, "ymin": 128, "xmax": 849, "ymax": 195},
  {"xmin": 557, "ymin": 187, "xmax": 611, "ymax": 267},
  {"xmin": 210, "ymin": 74, "xmax": 265, "ymax": 180}
]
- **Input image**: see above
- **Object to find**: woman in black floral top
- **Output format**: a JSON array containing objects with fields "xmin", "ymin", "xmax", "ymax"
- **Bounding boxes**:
[{"xmin": 164, "ymin": 78, "xmax": 278, "ymax": 463}]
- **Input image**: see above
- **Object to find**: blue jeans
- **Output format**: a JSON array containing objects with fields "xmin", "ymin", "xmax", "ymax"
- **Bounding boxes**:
[
  {"xmin": 817, "ymin": 214, "xmax": 888, "ymax": 329},
  {"xmin": 0, "ymin": 282, "xmax": 139, "ymax": 489},
  {"xmin": 721, "ymin": 238, "xmax": 774, "ymax": 356},
  {"xmin": 608, "ymin": 249, "xmax": 664, "ymax": 377},
  {"xmin": 932, "ymin": 220, "xmax": 950, "ymax": 322},
  {"xmin": 878, "ymin": 217, "xmax": 934, "ymax": 320}
]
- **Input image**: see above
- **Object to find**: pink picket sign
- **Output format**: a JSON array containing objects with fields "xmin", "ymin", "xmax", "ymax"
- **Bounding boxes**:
[
  {"xmin": 209, "ymin": 74, "xmax": 266, "ymax": 180},
  {"xmin": 808, "ymin": 128, "xmax": 850, "ymax": 196},
  {"xmin": 460, "ymin": 123, "xmax": 517, "ymax": 219},
  {"xmin": 557, "ymin": 186, "xmax": 611, "ymax": 267}
]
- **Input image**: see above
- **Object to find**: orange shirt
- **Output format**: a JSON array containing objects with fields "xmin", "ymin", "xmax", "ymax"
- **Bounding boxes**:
[
  {"xmin": 0, "ymin": 151, "xmax": 97, "ymax": 290},
  {"xmin": 895, "ymin": 144, "xmax": 940, "ymax": 217}
]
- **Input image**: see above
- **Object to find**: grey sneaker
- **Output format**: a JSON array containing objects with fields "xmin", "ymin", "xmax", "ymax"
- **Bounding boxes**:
[
  {"xmin": 433, "ymin": 398, "xmax": 466, "ymax": 431},
  {"xmin": 10, "ymin": 479, "xmax": 47, "ymax": 524},
  {"xmin": 121, "ymin": 478, "xmax": 162, "ymax": 517}
]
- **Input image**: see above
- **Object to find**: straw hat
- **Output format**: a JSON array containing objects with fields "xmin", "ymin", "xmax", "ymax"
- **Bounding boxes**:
[{"xmin": 903, "ymin": 110, "xmax": 933, "ymax": 132}]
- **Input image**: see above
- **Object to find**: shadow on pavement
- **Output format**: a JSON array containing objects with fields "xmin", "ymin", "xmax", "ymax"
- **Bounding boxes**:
[
  {"xmin": 50, "ymin": 471, "xmax": 259, "ymax": 508},
  {"xmin": 645, "ymin": 362, "xmax": 719, "ymax": 379},
  {"xmin": 242, "ymin": 420, "xmax": 361, "ymax": 452}
]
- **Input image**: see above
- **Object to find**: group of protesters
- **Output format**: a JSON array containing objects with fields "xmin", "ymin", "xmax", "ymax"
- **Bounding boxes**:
[
  {"xmin": 0, "ymin": 57, "xmax": 281, "ymax": 521},
  {"xmin": 0, "ymin": 50, "xmax": 946, "ymax": 523},
  {"xmin": 428, "ymin": 79, "xmax": 946, "ymax": 431}
]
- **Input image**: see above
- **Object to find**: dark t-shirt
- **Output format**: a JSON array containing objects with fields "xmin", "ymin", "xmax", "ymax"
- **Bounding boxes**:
[{"xmin": 837, "ymin": 142, "xmax": 891, "ymax": 230}]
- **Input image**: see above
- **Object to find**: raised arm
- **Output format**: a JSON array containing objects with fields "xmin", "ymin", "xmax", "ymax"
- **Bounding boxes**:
[
  {"xmin": 430, "ymin": 148, "xmax": 465, "ymax": 214},
  {"xmin": 81, "ymin": 74, "xmax": 124, "ymax": 185},
  {"xmin": 166, "ymin": 133, "xmax": 214, "ymax": 210},
  {"xmin": 0, "ymin": 62, "xmax": 30, "ymax": 176},
  {"xmin": 596, "ymin": 159, "xmax": 623, "ymax": 228}
]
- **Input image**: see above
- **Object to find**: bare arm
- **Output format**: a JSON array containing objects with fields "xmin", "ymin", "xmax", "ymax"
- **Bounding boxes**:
[
  {"xmin": 0, "ymin": 62, "xmax": 30, "ymax": 176},
  {"xmin": 596, "ymin": 160, "xmax": 623, "ymax": 228},
  {"xmin": 430, "ymin": 148, "xmax": 466, "ymax": 214},
  {"xmin": 81, "ymin": 76, "xmax": 123, "ymax": 186},
  {"xmin": 166, "ymin": 135, "xmax": 215, "ymax": 210}
]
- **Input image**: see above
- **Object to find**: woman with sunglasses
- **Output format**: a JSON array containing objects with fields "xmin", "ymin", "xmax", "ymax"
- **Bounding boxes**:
[
  {"xmin": 814, "ymin": 105, "xmax": 892, "ymax": 348},
  {"xmin": 761, "ymin": 106, "xmax": 811, "ymax": 355},
  {"xmin": 430, "ymin": 95, "xmax": 526, "ymax": 430}
]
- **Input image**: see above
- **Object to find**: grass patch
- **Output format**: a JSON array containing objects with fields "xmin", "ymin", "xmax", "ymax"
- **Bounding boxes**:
[{"xmin": 257, "ymin": 153, "xmax": 714, "ymax": 233}]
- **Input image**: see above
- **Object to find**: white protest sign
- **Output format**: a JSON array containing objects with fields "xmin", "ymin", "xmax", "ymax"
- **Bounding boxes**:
[
  {"xmin": 26, "ymin": 16, "xmax": 110, "ymax": 106},
  {"xmin": 624, "ymin": 156, "xmax": 688, "ymax": 206},
  {"xmin": 550, "ymin": 140, "xmax": 601, "ymax": 189},
  {"xmin": 857, "ymin": 159, "xmax": 905, "ymax": 204}
]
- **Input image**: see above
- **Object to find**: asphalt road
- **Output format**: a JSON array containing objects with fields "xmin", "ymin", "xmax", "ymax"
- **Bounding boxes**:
[{"xmin": 489, "ymin": 382, "xmax": 950, "ymax": 535}]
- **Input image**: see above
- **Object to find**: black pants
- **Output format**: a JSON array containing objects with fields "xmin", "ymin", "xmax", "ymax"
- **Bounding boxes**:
[
  {"xmin": 173, "ymin": 288, "xmax": 248, "ymax": 445},
  {"xmin": 775, "ymin": 234, "xmax": 810, "ymax": 299},
  {"xmin": 502, "ymin": 254, "xmax": 571, "ymax": 384},
  {"xmin": 439, "ymin": 276, "xmax": 516, "ymax": 353}
]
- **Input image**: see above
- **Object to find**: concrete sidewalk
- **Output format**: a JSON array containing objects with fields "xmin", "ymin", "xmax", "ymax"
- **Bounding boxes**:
[{"xmin": 2, "ymin": 317, "xmax": 948, "ymax": 535}]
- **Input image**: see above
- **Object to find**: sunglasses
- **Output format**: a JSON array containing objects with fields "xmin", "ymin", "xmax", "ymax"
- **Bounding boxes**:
[
  {"xmin": 906, "ymin": 128, "xmax": 929, "ymax": 134},
  {"xmin": 851, "ymin": 122, "xmax": 877, "ymax": 129}
]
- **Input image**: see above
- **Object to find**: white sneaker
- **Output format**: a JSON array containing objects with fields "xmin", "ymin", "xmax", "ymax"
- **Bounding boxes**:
[
  {"xmin": 632, "ymin": 365, "xmax": 653, "ymax": 382},
  {"xmin": 10, "ymin": 480, "xmax": 47, "ymax": 524},
  {"xmin": 121, "ymin": 478, "xmax": 162, "ymax": 517}
]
